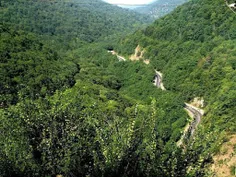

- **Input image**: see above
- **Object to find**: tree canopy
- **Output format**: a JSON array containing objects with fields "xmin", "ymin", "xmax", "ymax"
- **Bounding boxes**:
[{"xmin": 0, "ymin": 0, "xmax": 235, "ymax": 176}]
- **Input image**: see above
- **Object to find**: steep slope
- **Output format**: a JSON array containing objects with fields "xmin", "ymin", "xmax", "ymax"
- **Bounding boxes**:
[
  {"xmin": 134, "ymin": 0, "xmax": 188, "ymax": 18},
  {"xmin": 118, "ymin": 0, "xmax": 236, "ymax": 174},
  {"xmin": 1, "ymin": 0, "xmax": 235, "ymax": 176},
  {"xmin": 0, "ymin": 32, "xmax": 190, "ymax": 176},
  {"xmin": 0, "ymin": 0, "xmax": 152, "ymax": 106},
  {"xmin": 0, "ymin": 0, "xmax": 151, "ymax": 42},
  {"xmin": 0, "ymin": 1, "xmax": 189, "ymax": 176}
]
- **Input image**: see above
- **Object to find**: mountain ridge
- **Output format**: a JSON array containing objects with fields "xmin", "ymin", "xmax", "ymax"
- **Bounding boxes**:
[
  {"xmin": 0, "ymin": 0, "xmax": 152, "ymax": 42},
  {"xmin": 134, "ymin": 0, "xmax": 188, "ymax": 18}
]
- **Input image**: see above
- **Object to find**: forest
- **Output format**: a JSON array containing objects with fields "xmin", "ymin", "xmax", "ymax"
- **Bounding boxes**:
[
  {"xmin": 134, "ymin": 0, "xmax": 188, "ymax": 18},
  {"xmin": 0, "ymin": 0, "xmax": 235, "ymax": 176}
]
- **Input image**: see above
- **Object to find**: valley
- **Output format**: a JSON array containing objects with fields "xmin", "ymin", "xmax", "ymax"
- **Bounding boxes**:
[
  {"xmin": 110, "ymin": 51, "xmax": 204, "ymax": 150},
  {"xmin": 0, "ymin": 0, "xmax": 235, "ymax": 176}
]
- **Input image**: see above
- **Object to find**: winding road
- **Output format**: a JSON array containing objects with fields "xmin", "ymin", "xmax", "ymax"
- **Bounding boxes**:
[
  {"xmin": 177, "ymin": 103, "xmax": 204, "ymax": 146},
  {"xmin": 108, "ymin": 50, "xmax": 204, "ymax": 146},
  {"xmin": 184, "ymin": 103, "xmax": 204, "ymax": 135},
  {"xmin": 153, "ymin": 71, "xmax": 204, "ymax": 146}
]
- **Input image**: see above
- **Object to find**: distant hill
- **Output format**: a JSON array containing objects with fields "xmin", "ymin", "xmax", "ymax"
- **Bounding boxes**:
[
  {"xmin": 134, "ymin": 0, "xmax": 188, "ymax": 18},
  {"xmin": 0, "ymin": 0, "xmax": 152, "ymax": 42},
  {"xmin": 0, "ymin": 0, "xmax": 153, "ymax": 106}
]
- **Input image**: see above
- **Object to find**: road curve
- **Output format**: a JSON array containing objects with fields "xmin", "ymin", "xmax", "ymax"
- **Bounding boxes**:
[
  {"xmin": 185, "ymin": 103, "xmax": 204, "ymax": 136},
  {"xmin": 108, "ymin": 50, "xmax": 204, "ymax": 145},
  {"xmin": 108, "ymin": 50, "xmax": 126, "ymax": 61},
  {"xmin": 177, "ymin": 103, "xmax": 204, "ymax": 146},
  {"xmin": 153, "ymin": 70, "xmax": 166, "ymax": 90}
]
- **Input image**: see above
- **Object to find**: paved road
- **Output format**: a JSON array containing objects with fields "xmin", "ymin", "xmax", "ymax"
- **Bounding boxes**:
[
  {"xmin": 108, "ymin": 50, "xmax": 126, "ymax": 61},
  {"xmin": 177, "ymin": 104, "xmax": 204, "ymax": 146},
  {"xmin": 108, "ymin": 50, "xmax": 203, "ymax": 144},
  {"xmin": 117, "ymin": 55, "xmax": 126, "ymax": 61},
  {"xmin": 153, "ymin": 70, "xmax": 166, "ymax": 90},
  {"xmin": 184, "ymin": 103, "xmax": 204, "ymax": 136}
]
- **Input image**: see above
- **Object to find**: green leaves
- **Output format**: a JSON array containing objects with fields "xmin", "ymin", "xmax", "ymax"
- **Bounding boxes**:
[
  {"xmin": 0, "ymin": 26, "xmax": 79, "ymax": 106},
  {"xmin": 0, "ymin": 0, "xmax": 151, "ymax": 43}
]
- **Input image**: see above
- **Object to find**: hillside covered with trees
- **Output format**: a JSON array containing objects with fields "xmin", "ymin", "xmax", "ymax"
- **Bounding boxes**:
[
  {"xmin": 118, "ymin": 0, "xmax": 236, "ymax": 175},
  {"xmin": 134, "ymin": 0, "xmax": 188, "ymax": 18},
  {"xmin": 0, "ymin": 0, "xmax": 235, "ymax": 176},
  {"xmin": 0, "ymin": 0, "xmax": 151, "ymax": 42}
]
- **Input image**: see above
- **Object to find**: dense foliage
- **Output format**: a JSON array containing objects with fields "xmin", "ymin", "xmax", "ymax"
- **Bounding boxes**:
[
  {"xmin": 0, "ymin": 0, "xmax": 151, "ymax": 42},
  {"xmin": 0, "ymin": 25, "xmax": 79, "ymax": 106},
  {"xmin": 0, "ymin": 34, "xmax": 189, "ymax": 176},
  {"xmin": 0, "ymin": 0, "xmax": 235, "ymax": 176},
  {"xmin": 0, "ymin": 0, "xmax": 189, "ymax": 176},
  {"xmin": 118, "ymin": 0, "xmax": 236, "ymax": 174}
]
